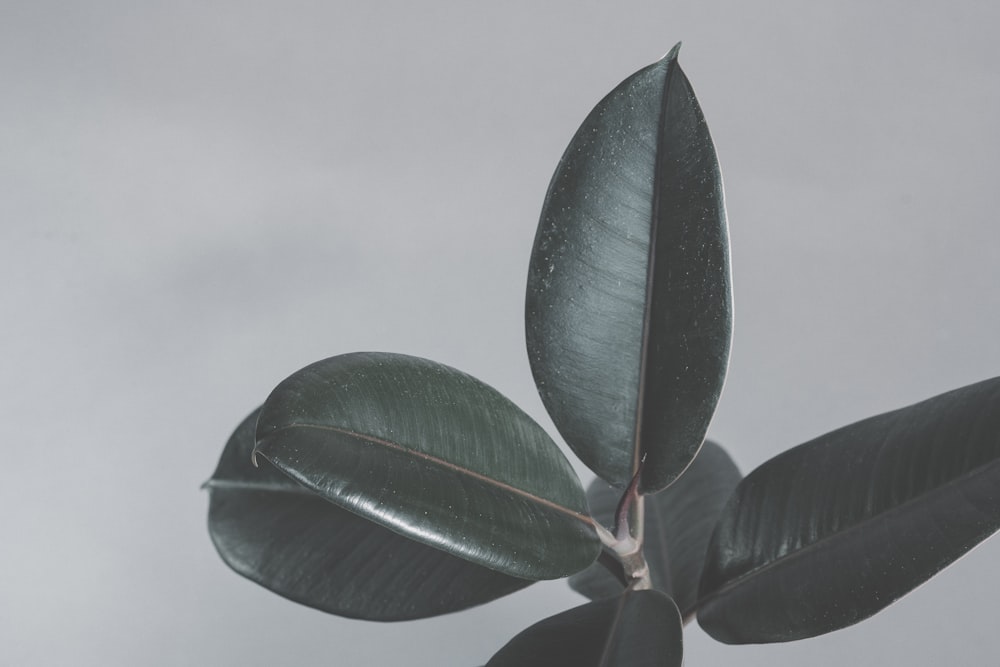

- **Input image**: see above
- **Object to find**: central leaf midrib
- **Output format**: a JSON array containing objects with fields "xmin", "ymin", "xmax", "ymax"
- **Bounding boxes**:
[
  {"xmin": 597, "ymin": 593, "xmax": 631, "ymax": 667},
  {"xmin": 697, "ymin": 455, "xmax": 1000, "ymax": 608},
  {"xmin": 632, "ymin": 54, "xmax": 677, "ymax": 477},
  {"xmin": 203, "ymin": 478, "xmax": 317, "ymax": 497},
  {"xmin": 260, "ymin": 422, "xmax": 594, "ymax": 526}
]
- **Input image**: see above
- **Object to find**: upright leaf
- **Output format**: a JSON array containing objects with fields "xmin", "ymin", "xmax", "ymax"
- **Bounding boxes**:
[
  {"xmin": 526, "ymin": 45, "xmax": 731, "ymax": 493},
  {"xmin": 206, "ymin": 408, "xmax": 532, "ymax": 621},
  {"xmin": 570, "ymin": 440, "xmax": 741, "ymax": 616},
  {"xmin": 486, "ymin": 590, "xmax": 683, "ymax": 667},
  {"xmin": 254, "ymin": 352, "xmax": 601, "ymax": 580},
  {"xmin": 698, "ymin": 377, "xmax": 1000, "ymax": 643}
]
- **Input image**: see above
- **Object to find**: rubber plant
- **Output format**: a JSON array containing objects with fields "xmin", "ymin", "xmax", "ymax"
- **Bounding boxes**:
[{"xmin": 204, "ymin": 44, "xmax": 1000, "ymax": 665}]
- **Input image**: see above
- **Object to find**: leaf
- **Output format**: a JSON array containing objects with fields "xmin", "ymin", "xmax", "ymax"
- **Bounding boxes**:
[
  {"xmin": 698, "ymin": 377, "xmax": 1000, "ymax": 643},
  {"xmin": 205, "ymin": 408, "xmax": 533, "ymax": 621},
  {"xmin": 486, "ymin": 590, "xmax": 683, "ymax": 667},
  {"xmin": 253, "ymin": 352, "xmax": 601, "ymax": 580},
  {"xmin": 525, "ymin": 44, "xmax": 732, "ymax": 493},
  {"xmin": 569, "ymin": 440, "xmax": 741, "ymax": 616}
]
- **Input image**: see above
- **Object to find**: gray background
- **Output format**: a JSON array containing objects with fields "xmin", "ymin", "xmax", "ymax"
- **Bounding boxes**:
[{"xmin": 3, "ymin": 1, "xmax": 998, "ymax": 665}]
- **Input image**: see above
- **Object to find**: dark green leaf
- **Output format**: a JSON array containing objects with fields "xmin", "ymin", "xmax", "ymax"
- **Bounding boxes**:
[
  {"xmin": 205, "ymin": 408, "xmax": 533, "ymax": 621},
  {"xmin": 698, "ymin": 377, "xmax": 1000, "ymax": 643},
  {"xmin": 570, "ymin": 441, "xmax": 741, "ymax": 616},
  {"xmin": 526, "ymin": 45, "xmax": 732, "ymax": 493},
  {"xmin": 254, "ymin": 352, "xmax": 600, "ymax": 580},
  {"xmin": 486, "ymin": 590, "xmax": 682, "ymax": 667}
]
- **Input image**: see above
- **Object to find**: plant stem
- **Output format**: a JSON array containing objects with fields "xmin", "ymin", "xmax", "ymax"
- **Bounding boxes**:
[
  {"xmin": 593, "ymin": 474, "xmax": 652, "ymax": 590},
  {"xmin": 617, "ymin": 492, "xmax": 651, "ymax": 590}
]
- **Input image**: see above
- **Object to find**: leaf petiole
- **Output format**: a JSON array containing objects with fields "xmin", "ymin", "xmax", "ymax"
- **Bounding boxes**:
[{"xmin": 591, "ymin": 461, "xmax": 652, "ymax": 590}]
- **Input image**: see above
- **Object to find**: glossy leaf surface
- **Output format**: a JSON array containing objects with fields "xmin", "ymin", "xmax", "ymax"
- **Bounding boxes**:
[
  {"xmin": 206, "ymin": 409, "xmax": 532, "ymax": 620},
  {"xmin": 254, "ymin": 352, "xmax": 600, "ymax": 580},
  {"xmin": 526, "ymin": 45, "xmax": 731, "ymax": 493},
  {"xmin": 486, "ymin": 590, "xmax": 682, "ymax": 667},
  {"xmin": 570, "ymin": 441, "xmax": 741, "ymax": 616},
  {"xmin": 698, "ymin": 377, "xmax": 1000, "ymax": 643}
]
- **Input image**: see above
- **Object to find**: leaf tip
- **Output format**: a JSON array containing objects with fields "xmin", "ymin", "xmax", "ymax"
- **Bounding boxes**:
[
  {"xmin": 250, "ymin": 448, "xmax": 261, "ymax": 468},
  {"xmin": 663, "ymin": 41, "xmax": 682, "ymax": 63}
]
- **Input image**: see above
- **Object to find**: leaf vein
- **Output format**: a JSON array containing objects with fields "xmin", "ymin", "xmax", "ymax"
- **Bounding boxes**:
[{"xmin": 259, "ymin": 422, "xmax": 596, "ymax": 528}]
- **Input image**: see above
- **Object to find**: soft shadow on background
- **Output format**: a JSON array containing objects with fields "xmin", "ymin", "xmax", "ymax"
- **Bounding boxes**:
[{"xmin": 3, "ymin": 2, "xmax": 998, "ymax": 665}]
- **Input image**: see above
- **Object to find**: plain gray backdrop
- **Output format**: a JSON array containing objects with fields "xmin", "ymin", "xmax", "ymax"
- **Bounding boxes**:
[{"xmin": 3, "ymin": 1, "xmax": 999, "ymax": 665}]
